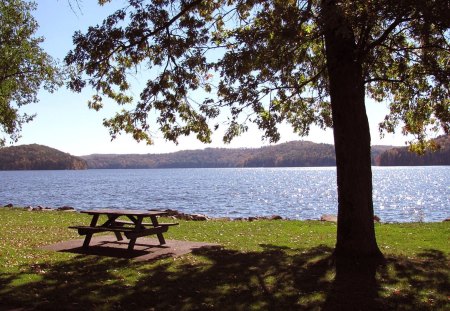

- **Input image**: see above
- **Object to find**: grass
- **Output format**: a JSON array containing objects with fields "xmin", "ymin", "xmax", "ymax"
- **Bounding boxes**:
[{"xmin": 0, "ymin": 208, "xmax": 448, "ymax": 310}]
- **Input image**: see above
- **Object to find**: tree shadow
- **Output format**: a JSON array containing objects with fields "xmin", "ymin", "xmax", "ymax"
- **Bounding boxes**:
[
  {"xmin": 0, "ymin": 246, "xmax": 448, "ymax": 310},
  {"xmin": 322, "ymin": 254, "xmax": 383, "ymax": 310}
]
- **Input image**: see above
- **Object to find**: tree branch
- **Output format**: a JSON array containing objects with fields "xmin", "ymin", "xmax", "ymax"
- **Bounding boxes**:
[
  {"xmin": 366, "ymin": 16, "xmax": 410, "ymax": 51},
  {"xmin": 81, "ymin": 0, "xmax": 203, "ymax": 73},
  {"xmin": 0, "ymin": 69, "xmax": 44, "ymax": 82},
  {"xmin": 379, "ymin": 43, "xmax": 450, "ymax": 53},
  {"xmin": 364, "ymin": 77, "xmax": 405, "ymax": 84},
  {"xmin": 139, "ymin": 0, "xmax": 203, "ymax": 48}
]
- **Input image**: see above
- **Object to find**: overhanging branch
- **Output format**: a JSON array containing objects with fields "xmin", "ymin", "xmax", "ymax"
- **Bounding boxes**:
[
  {"xmin": 81, "ymin": 0, "xmax": 203, "ymax": 72},
  {"xmin": 364, "ymin": 77, "xmax": 405, "ymax": 84},
  {"xmin": 366, "ymin": 16, "xmax": 410, "ymax": 51}
]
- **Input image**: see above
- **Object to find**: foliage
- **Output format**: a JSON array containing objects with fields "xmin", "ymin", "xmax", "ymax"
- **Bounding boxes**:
[
  {"xmin": 0, "ymin": 209, "xmax": 448, "ymax": 310},
  {"xmin": 0, "ymin": 0, "xmax": 62, "ymax": 146},
  {"xmin": 65, "ymin": 0, "xmax": 449, "ymax": 151},
  {"xmin": 0, "ymin": 144, "xmax": 87, "ymax": 170}
]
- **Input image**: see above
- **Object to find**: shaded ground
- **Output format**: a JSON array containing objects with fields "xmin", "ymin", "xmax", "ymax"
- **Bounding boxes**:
[
  {"xmin": 0, "ymin": 243, "xmax": 448, "ymax": 310},
  {"xmin": 40, "ymin": 236, "xmax": 218, "ymax": 261}
]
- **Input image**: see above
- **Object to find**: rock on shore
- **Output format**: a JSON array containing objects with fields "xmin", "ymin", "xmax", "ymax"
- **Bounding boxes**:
[
  {"xmin": 2, "ymin": 204, "xmax": 76, "ymax": 212},
  {"xmin": 155, "ymin": 209, "xmax": 284, "ymax": 221}
]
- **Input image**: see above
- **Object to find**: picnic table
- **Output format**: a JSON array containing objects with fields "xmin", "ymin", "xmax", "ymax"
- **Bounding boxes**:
[{"xmin": 69, "ymin": 209, "xmax": 178, "ymax": 250}]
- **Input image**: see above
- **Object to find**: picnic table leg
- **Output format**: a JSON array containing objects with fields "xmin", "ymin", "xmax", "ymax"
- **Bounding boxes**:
[
  {"xmin": 83, "ymin": 214, "xmax": 99, "ymax": 248},
  {"xmin": 106, "ymin": 215, "xmax": 124, "ymax": 241},
  {"xmin": 127, "ymin": 216, "xmax": 144, "ymax": 250},
  {"xmin": 150, "ymin": 216, "xmax": 166, "ymax": 245},
  {"xmin": 128, "ymin": 237, "xmax": 137, "ymax": 250}
]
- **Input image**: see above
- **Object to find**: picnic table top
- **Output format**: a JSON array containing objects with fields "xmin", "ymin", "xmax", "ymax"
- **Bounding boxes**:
[{"xmin": 80, "ymin": 209, "xmax": 167, "ymax": 216}]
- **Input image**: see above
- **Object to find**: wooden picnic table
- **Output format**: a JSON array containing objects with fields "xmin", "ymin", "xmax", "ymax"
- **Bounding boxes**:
[{"xmin": 69, "ymin": 209, "xmax": 178, "ymax": 250}]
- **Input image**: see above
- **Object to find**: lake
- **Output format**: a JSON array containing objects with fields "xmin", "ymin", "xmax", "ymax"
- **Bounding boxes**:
[{"xmin": 0, "ymin": 167, "xmax": 448, "ymax": 222}]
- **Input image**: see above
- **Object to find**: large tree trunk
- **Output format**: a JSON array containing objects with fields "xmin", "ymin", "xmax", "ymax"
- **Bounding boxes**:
[{"xmin": 322, "ymin": 0, "xmax": 383, "ymax": 258}]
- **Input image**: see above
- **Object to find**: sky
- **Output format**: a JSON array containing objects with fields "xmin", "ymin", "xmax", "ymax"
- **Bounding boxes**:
[{"xmin": 16, "ymin": 0, "xmax": 409, "ymax": 156}]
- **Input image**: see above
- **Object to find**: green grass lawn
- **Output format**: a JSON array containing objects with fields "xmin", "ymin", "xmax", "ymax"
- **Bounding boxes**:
[{"xmin": 0, "ymin": 208, "xmax": 448, "ymax": 310}]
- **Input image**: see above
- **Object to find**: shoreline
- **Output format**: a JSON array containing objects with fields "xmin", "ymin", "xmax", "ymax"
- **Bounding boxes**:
[{"xmin": 2, "ymin": 204, "xmax": 449, "ymax": 223}]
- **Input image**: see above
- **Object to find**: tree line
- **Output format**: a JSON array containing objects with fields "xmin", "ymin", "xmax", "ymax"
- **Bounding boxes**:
[
  {"xmin": 0, "ymin": 144, "xmax": 87, "ymax": 170},
  {"xmin": 82, "ymin": 140, "xmax": 389, "ymax": 169},
  {"xmin": 375, "ymin": 135, "xmax": 450, "ymax": 166},
  {"xmin": 2, "ymin": 137, "xmax": 448, "ymax": 170},
  {"xmin": 81, "ymin": 139, "xmax": 449, "ymax": 169}
]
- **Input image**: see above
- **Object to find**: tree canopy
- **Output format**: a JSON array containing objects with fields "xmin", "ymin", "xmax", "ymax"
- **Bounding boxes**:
[
  {"xmin": 66, "ymin": 0, "xmax": 449, "ymax": 258},
  {"xmin": 66, "ymin": 0, "xmax": 449, "ymax": 150},
  {"xmin": 0, "ymin": 0, "xmax": 62, "ymax": 146}
]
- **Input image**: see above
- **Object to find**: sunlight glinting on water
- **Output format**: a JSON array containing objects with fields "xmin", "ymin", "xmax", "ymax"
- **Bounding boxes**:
[{"xmin": 0, "ymin": 167, "xmax": 448, "ymax": 222}]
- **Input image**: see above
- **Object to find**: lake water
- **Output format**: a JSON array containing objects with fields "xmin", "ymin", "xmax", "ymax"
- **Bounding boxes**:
[{"xmin": 0, "ymin": 167, "xmax": 448, "ymax": 222}]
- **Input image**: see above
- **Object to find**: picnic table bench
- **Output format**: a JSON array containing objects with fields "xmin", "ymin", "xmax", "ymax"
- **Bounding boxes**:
[{"xmin": 69, "ymin": 209, "xmax": 178, "ymax": 250}]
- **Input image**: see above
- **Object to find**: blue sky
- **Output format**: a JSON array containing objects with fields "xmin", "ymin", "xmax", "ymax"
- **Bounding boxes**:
[{"xmin": 17, "ymin": 0, "xmax": 408, "ymax": 156}]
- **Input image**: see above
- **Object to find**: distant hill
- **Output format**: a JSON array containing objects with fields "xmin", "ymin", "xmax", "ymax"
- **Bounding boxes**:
[
  {"xmin": 5, "ymin": 137, "xmax": 445, "ymax": 171},
  {"xmin": 81, "ymin": 140, "xmax": 393, "ymax": 169},
  {"xmin": 376, "ymin": 134, "xmax": 450, "ymax": 166},
  {"xmin": 0, "ymin": 144, "xmax": 87, "ymax": 170}
]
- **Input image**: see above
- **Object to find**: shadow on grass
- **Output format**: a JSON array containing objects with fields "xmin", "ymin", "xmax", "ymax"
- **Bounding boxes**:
[{"xmin": 0, "ymin": 245, "xmax": 448, "ymax": 310}]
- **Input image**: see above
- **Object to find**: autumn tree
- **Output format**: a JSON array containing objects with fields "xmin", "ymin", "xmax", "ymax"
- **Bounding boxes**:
[
  {"xmin": 66, "ymin": 0, "xmax": 450, "ymax": 258},
  {"xmin": 0, "ymin": 0, "xmax": 62, "ymax": 146}
]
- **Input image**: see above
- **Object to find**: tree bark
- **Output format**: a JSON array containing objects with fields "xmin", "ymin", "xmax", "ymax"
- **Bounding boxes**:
[{"xmin": 322, "ymin": 0, "xmax": 383, "ymax": 258}]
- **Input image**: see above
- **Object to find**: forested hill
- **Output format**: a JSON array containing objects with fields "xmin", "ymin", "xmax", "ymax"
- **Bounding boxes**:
[
  {"xmin": 82, "ymin": 141, "xmax": 391, "ymax": 169},
  {"xmin": 2, "ymin": 138, "xmax": 447, "ymax": 170},
  {"xmin": 0, "ymin": 144, "xmax": 87, "ymax": 170},
  {"xmin": 375, "ymin": 135, "xmax": 450, "ymax": 166}
]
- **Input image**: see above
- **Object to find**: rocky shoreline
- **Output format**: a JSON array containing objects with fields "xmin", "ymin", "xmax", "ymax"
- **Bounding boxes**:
[
  {"xmin": 160, "ymin": 208, "xmax": 284, "ymax": 221},
  {"xmin": 3, "ymin": 203, "xmax": 77, "ymax": 212},
  {"xmin": 1, "ymin": 203, "xmax": 284, "ymax": 221},
  {"xmin": 3, "ymin": 203, "xmax": 449, "ymax": 223}
]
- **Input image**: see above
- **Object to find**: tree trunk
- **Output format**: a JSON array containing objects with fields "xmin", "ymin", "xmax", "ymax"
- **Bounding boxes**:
[{"xmin": 322, "ymin": 0, "xmax": 383, "ymax": 258}]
